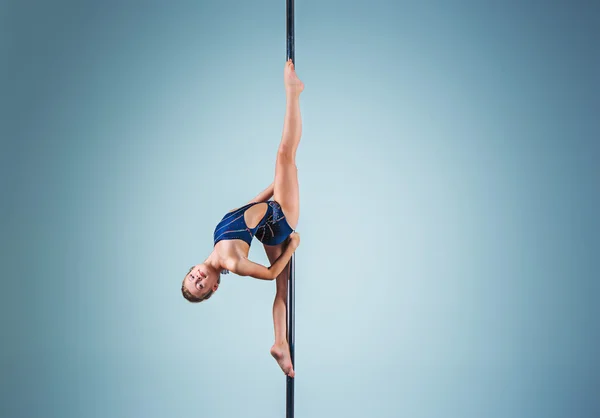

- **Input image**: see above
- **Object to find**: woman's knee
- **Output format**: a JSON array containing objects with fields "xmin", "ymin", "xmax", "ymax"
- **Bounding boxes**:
[
  {"xmin": 277, "ymin": 146, "xmax": 295, "ymax": 163},
  {"xmin": 275, "ymin": 274, "xmax": 288, "ymax": 293}
]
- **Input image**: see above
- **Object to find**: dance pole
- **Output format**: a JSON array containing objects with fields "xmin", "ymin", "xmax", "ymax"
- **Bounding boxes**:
[
  {"xmin": 286, "ymin": 0, "xmax": 295, "ymax": 63},
  {"xmin": 285, "ymin": 2, "xmax": 296, "ymax": 417},
  {"xmin": 286, "ymin": 254, "xmax": 295, "ymax": 418}
]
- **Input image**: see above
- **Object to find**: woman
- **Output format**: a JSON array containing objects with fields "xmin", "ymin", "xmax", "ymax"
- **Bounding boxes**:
[{"xmin": 181, "ymin": 59, "xmax": 304, "ymax": 378}]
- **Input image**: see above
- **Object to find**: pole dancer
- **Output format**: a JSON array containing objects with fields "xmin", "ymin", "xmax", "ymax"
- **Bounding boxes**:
[{"xmin": 181, "ymin": 59, "xmax": 304, "ymax": 379}]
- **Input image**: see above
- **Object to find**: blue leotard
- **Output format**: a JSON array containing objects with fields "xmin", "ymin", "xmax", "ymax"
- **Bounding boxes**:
[{"xmin": 213, "ymin": 200, "xmax": 294, "ymax": 247}]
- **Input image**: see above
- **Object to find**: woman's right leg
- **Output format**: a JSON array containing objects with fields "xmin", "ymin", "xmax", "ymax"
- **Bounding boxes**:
[
  {"xmin": 273, "ymin": 60, "xmax": 304, "ymax": 230},
  {"xmin": 264, "ymin": 243, "xmax": 295, "ymax": 377}
]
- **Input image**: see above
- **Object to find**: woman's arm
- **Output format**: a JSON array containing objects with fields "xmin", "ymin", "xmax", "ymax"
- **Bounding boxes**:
[{"xmin": 226, "ymin": 233, "xmax": 300, "ymax": 280}]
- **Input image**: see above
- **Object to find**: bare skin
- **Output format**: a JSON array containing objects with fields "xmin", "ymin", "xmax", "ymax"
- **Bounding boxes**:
[
  {"xmin": 265, "ymin": 59, "xmax": 303, "ymax": 377},
  {"xmin": 184, "ymin": 60, "xmax": 304, "ymax": 377},
  {"xmin": 265, "ymin": 243, "xmax": 295, "ymax": 377}
]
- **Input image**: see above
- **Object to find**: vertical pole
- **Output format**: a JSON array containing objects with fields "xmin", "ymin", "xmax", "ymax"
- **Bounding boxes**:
[
  {"xmin": 286, "ymin": 255, "xmax": 295, "ymax": 418},
  {"xmin": 286, "ymin": 2, "xmax": 295, "ymax": 417},
  {"xmin": 286, "ymin": 0, "xmax": 295, "ymax": 64}
]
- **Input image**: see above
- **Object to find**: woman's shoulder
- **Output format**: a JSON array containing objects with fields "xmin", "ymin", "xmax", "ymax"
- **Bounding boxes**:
[{"xmin": 221, "ymin": 256, "xmax": 240, "ymax": 274}]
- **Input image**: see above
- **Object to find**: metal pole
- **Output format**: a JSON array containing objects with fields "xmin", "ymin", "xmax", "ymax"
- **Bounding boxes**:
[
  {"xmin": 286, "ymin": 2, "xmax": 295, "ymax": 417},
  {"xmin": 286, "ymin": 0, "xmax": 295, "ymax": 64},
  {"xmin": 286, "ymin": 254, "xmax": 295, "ymax": 418}
]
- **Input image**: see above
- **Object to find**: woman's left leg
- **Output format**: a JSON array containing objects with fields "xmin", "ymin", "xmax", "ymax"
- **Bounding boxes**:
[
  {"xmin": 264, "ymin": 243, "xmax": 295, "ymax": 377},
  {"xmin": 273, "ymin": 60, "xmax": 304, "ymax": 230}
]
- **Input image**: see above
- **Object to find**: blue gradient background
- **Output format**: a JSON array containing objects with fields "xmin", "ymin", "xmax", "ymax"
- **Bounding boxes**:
[{"xmin": 2, "ymin": 1, "xmax": 599, "ymax": 417}]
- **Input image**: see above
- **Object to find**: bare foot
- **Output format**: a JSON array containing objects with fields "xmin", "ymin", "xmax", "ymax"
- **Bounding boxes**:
[
  {"xmin": 284, "ymin": 59, "xmax": 304, "ymax": 95},
  {"xmin": 270, "ymin": 341, "xmax": 295, "ymax": 377}
]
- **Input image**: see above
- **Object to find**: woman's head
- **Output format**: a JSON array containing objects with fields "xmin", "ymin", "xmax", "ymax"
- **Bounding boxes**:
[{"xmin": 181, "ymin": 263, "xmax": 221, "ymax": 303}]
